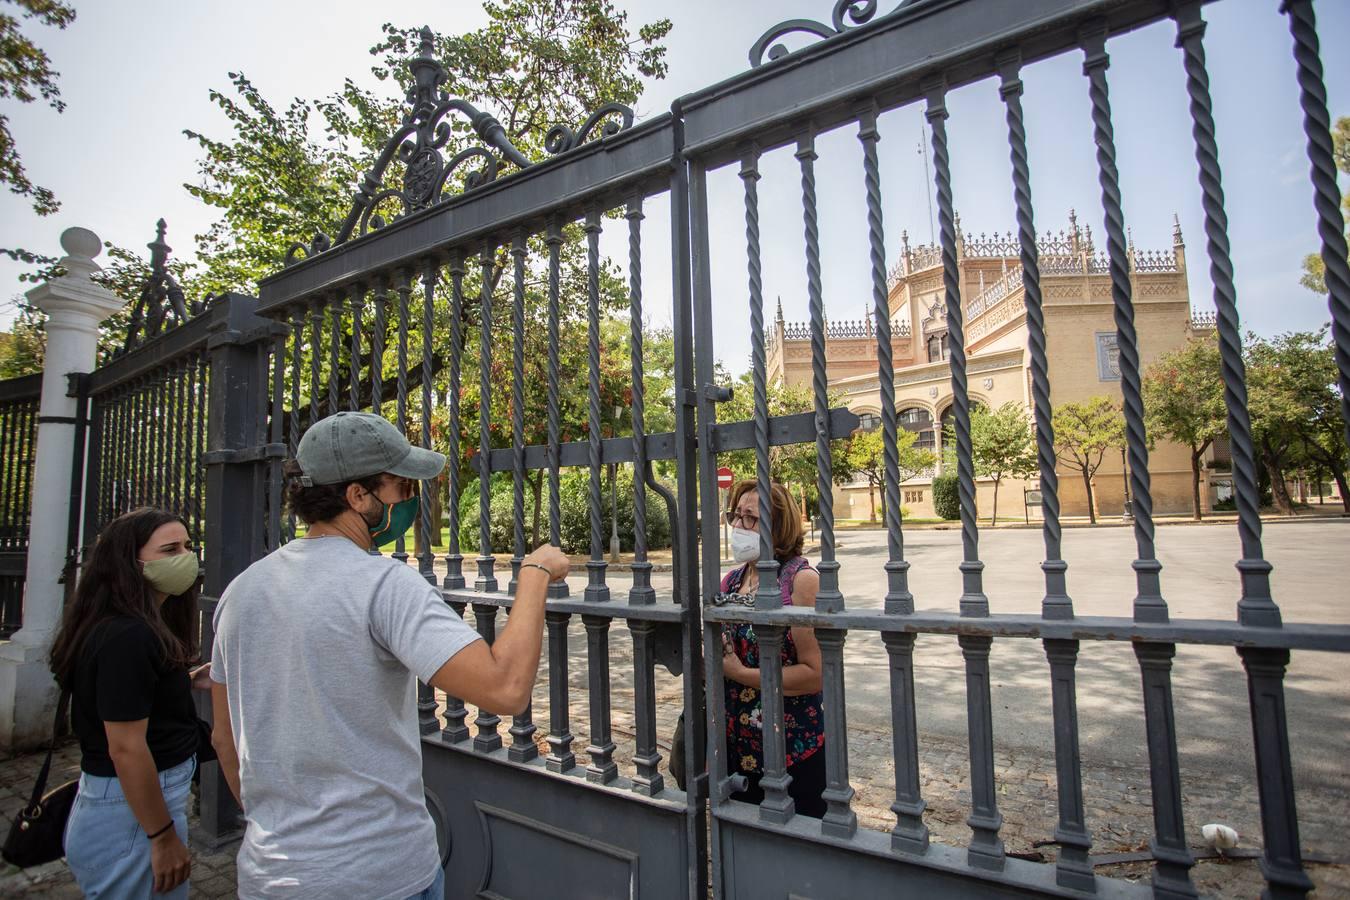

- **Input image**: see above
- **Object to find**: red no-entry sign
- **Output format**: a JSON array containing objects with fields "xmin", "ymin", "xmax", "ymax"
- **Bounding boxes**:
[{"xmin": 717, "ymin": 467, "xmax": 734, "ymax": 490}]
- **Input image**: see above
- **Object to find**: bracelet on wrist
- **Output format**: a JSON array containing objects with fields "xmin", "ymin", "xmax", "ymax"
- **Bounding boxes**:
[
  {"xmin": 146, "ymin": 821, "xmax": 175, "ymax": 841},
  {"xmin": 520, "ymin": 562, "xmax": 553, "ymax": 579}
]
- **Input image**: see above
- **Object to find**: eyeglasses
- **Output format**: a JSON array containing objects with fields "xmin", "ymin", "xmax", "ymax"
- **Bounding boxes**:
[{"xmin": 724, "ymin": 511, "xmax": 759, "ymax": 530}]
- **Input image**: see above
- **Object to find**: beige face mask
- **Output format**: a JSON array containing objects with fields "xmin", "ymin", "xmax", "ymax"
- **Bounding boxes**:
[{"xmin": 141, "ymin": 551, "xmax": 199, "ymax": 596}]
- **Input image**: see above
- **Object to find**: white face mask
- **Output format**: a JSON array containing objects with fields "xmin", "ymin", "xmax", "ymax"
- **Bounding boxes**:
[{"xmin": 730, "ymin": 527, "xmax": 761, "ymax": 563}]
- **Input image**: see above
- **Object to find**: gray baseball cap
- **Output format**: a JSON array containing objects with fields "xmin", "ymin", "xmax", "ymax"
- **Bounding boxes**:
[{"xmin": 295, "ymin": 412, "xmax": 445, "ymax": 485}]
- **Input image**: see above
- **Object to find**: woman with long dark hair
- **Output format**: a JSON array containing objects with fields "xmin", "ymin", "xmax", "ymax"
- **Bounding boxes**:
[{"xmin": 50, "ymin": 507, "xmax": 208, "ymax": 898}]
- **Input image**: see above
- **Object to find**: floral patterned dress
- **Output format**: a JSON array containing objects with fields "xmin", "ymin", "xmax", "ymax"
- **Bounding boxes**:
[{"xmin": 719, "ymin": 556, "xmax": 824, "ymax": 774}]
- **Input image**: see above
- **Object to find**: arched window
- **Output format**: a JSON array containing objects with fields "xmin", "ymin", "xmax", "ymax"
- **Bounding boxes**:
[
  {"xmin": 857, "ymin": 412, "xmax": 881, "ymax": 432},
  {"xmin": 898, "ymin": 406, "xmax": 934, "ymax": 452},
  {"xmin": 927, "ymin": 332, "xmax": 949, "ymax": 363}
]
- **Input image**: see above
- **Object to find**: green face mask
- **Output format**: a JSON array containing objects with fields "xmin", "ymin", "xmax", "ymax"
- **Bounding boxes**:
[
  {"xmin": 369, "ymin": 496, "xmax": 420, "ymax": 548},
  {"xmin": 142, "ymin": 551, "xmax": 199, "ymax": 597}
]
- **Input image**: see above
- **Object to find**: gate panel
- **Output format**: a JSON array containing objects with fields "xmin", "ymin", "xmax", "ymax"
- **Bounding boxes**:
[
  {"xmin": 0, "ymin": 374, "xmax": 40, "ymax": 637},
  {"xmin": 685, "ymin": 1, "xmax": 1350, "ymax": 898}
]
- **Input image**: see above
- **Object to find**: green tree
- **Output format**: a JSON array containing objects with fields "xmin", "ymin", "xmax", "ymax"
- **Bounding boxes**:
[
  {"xmin": 1298, "ymin": 115, "xmax": 1349, "ymax": 296},
  {"xmin": 843, "ymin": 426, "xmax": 935, "ymax": 522},
  {"xmin": 1143, "ymin": 335, "xmax": 1226, "ymax": 520},
  {"xmin": 1247, "ymin": 329, "xmax": 1343, "ymax": 515},
  {"xmin": 0, "ymin": 0, "xmax": 74, "ymax": 224},
  {"xmin": 969, "ymin": 402, "xmax": 1037, "ymax": 525},
  {"xmin": 1052, "ymin": 397, "xmax": 1125, "ymax": 525}
]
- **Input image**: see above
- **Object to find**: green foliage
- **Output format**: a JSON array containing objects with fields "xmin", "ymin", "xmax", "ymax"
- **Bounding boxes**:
[
  {"xmin": 841, "ymin": 426, "xmax": 935, "ymax": 521},
  {"xmin": 1052, "ymin": 396, "xmax": 1125, "ymax": 524},
  {"xmin": 968, "ymin": 402, "xmax": 1037, "ymax": 524},
  {"xmin": 931, "ymin": 473, "xmax": 959, "ymax": 520},
  {"xmin": 1143, "ymin": 334, "xmax": 1227, "ymax": 518},
  {"xmin": 0, "ymin": 0, "xmax": 75, "ymax": 223},
  {"xmin": 1298, "ymin": 116, "xmax": 1349, "ymax": 296}
]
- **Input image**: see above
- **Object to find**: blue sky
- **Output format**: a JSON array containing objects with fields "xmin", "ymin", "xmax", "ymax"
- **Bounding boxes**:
[{"xmin": 2, "ymin": 0, "xmax": 1346, "ymax": 376}]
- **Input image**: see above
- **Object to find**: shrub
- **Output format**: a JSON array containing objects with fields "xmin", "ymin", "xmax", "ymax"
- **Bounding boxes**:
[{"xmin": 932, "ymin": 473, "xmax": 960, "ymax": 520}]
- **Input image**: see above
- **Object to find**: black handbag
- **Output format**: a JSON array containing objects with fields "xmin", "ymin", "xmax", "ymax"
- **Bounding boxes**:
[{"xmin": 2, "ymin": 692, "xmax": 77, "ymax": 868}]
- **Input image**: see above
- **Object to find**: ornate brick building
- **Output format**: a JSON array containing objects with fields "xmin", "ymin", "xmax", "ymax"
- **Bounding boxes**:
[{"xmin": 766, "ymin": 213, "xmax": 1226, "ymax": 521}]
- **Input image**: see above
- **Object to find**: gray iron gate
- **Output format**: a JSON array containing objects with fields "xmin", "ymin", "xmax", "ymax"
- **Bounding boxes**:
[
  {"xmin": 0, "ymin": 373, "xmax": 40, "ymax": 637},
  {"xmin": 61, "ymin": 0, "xmax": 1347, "ymax": 897}
]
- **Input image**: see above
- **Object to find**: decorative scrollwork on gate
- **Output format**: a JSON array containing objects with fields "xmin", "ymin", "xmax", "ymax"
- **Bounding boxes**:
[
  {"xmin": 117, "ymin": 220, "xmax": 206, "ymax": 358},
  {"xmin": 749, "ymin": 0, "xmax": 921, "ymax": 68},
  {"xmin": 545, "ymin": 102, "xmax": 635, "ymax": 156}
]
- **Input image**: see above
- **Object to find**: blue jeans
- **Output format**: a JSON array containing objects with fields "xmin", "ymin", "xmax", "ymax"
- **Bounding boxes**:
[
  {"xmin": 405, "ymin": 866, "xmax": 444, "ymax": 900},
  {"xmin": 64, "ymin": 755, "xmax": 196, "ymax": 899}
]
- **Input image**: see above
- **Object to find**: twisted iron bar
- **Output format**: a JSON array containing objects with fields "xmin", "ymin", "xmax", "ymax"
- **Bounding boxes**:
[
  {"xmin": 420, "ymin": 261, "xmax": 438, "ymax": 583},
  {"xmin": 584, "ymin": 211, "xmax": 608, "ymax": 602},
  {"xmin": 627, "ymin": 197, "xmax": 656, "ymax": 606},
  {"xmin": 393, "ymin": 272, "xmax": 412, "ymax": 565},
  {"xmin": 443, "ymin": 256, "xmax": 466, "ymax": 590},
  {"xmin": 510, "ymin": 233, "xmax": 528, "ymax": 593},
  {"xmin": 349, "ymin": 289, "xmax": 363, "ymax": 410},
  {"xmin": 997, "ymin": 53, "xmax": 1070, "ymax": 620},
  {"xmin": 1172, "ymin": 4, "xmax": 1277, "ymax": 627},
  {"xmin": 858, "ymin": 103, "xmax": 912, "ymax": 615},
  {"xmin": 477, "ymin": 249, "xmax": 498, "ymax": 593},
  {"xmin": 370, "ymin": 279, "xmax": 388, "ymax": 416},
  {"xmin": 287, "ymin": 306, "xmax": 302, "ymax": 540},
  {"xmin": 307, "ymin": 300, "xmax": 322, "ymax": 425},
  {"xmin": 1283, "ymin": 0, "xmax": 1350, "ymax": 453},
  {"xmin": 1081, "ymin": 25, "xmax": 1165, "ymax": 623},
  {"xmin": 797, "ymin": 125, "xmax": 842, "ymax": 614},
  {"xmin": 741, "ymin": 144, "xmax": 781, "ymax": 611},
  {"xmin": 924, "ymin": 79, "xmax": 986, "ymax": 617},
  {"xmin": 328, "ymin": 295, "xmax": 342, "ymax": 416},
  {"xmin": 545, "ymin": 222, "xmax": 568, "ymax": 598}
]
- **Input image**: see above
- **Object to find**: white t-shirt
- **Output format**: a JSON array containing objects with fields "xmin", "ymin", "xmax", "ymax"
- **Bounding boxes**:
[{"xmin": 211, "ymin": 536, "xmax": 482, "ymax": 900}]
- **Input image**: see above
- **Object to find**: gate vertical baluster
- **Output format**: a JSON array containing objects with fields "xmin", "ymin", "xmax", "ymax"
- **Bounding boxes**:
[
  {"xmin": 287, "ymin": 307, "xmax": 303, "ymax": 540},
  {"xmin": 394, "ymin": 272, "xmax": 412, "ymax": 566},
  {"xmin": 545, "ymin": 221, "xmax": 568, "ymax": 598},
  {"xmin": 584, "ymin": 613, "xmax": 617, "ymax": 783},
  {"xmin": 1282, "ymin": 0, "xmax": 1350, "ymax": 451},
  {"xmin": 136, "ymin": 378, "xmax": 150, "ymax": 508},
  {"xmin": 93, "ymin": 390, "xmax": 108, "ymax": 522},
  {"xmin": 164, "ymin": 363, "xmax": 178, "ymax": 518},
  {"xmin": 420, "ymin": 260, "xmax": 439, "ymax": 584},
  {"xmin": 308, "ymin": 299, "xmax": 323, "ymax": 428},
  {"xmin": 476, "ymin": 246, "xmax": 498, "ymax": 593},
  {"xmin": 0, "ymin": 401, "xmax": 12, "ymax": 538},
  {"xmin": 998, "ymin": 51, "xmax": 1093, "ymax": 890},
  {"xmin": 194, "ymin": 352, "xmax": 207, "ymax": 545},
  {"xmin": 441, "ymin": 598, "xmax": 470, "ymax": 743},
  {"xmin": 267, "ymin": 331, "xmax": 284, "ymax": 550},
  {"xmin": 175, "ymin": 360, "xmax": 189, "ymax": 522},
  {"xmin": 925, "ymin": 75, "xmax": 1004, "ymax": 871},
  {"xmin": 741, "ymin": 141, "xmax": 793, "ymax": 823},
  {"xmin": 443, "ymin": 255, "xmax": 466, "ymax": 591},
  {"xmin": 328, "ymin": 294, "xmax": 343, "ymax": 417},
  {"xmin": 1080, "ymin": 22, "xmax": 1195, "ymax": 897},
  {"xmin": 508, "ymin": 232, "xmax": 528, "ymax": 595},
  {"xmin": 859, "ymin": 99, "xmax": 929, "ymax": 853},
  {"xmin": 583, "ymin": 210, "xmax": 609, "ymax": 603},
  {"xmin": 472, "ymin": 603, "xmax": 503, "ymax": 752},
  {"xmin": 349, "ymin": 288, "xmax": 363, "ymax": 411},
  {"xmin": 626, "ymin": 197, "xmax": 655, "ymax": 606},
  {"xmin": 545, "ymin": 610, "xmax": 575, "ymax": 771},
  {"xmin": 253, "ymin": 327, "xmax": 272, "ymax": 560},
  {"xmin": 630, "ymin": 618, "xmax": 663, "ymax": 794},
  {"xmin": 1171, "ymin": 3, "xmax": 1273, "ymax": 628},
  {"xmin": 112, "ymin": 386, "xmax": 125, "ymax": 518},
  {"xmin": 505, "ymin": 231, "xmax": 538, "ymax": 762},
  {"xmin": 370, "ymin": 280, "xmax": 388, "ymax": 416},
  {"xmin": 797, "ymin": 121, "xmax": 854, "ymax": 836}
]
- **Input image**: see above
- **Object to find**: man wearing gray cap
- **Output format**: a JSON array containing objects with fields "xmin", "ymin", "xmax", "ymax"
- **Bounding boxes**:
[{"xmin": 208, "ymin": 412, "xmax": 568, "ymax": 900}]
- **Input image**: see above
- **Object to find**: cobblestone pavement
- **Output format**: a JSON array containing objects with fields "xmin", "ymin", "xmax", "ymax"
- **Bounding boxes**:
[{"xmin": 4, "ymin": 521, "xmax": 1347, "ymax": 897}]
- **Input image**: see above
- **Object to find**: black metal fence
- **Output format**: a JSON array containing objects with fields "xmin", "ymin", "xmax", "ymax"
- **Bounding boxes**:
[{"xmin": 0, "ymin": 373, "xmax": 40, "ymax": 637}]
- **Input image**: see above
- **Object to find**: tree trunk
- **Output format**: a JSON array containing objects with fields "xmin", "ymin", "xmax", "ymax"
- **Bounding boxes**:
[
  {"xmin": 1262, "ymin": 439, "xmax": 1294, "ymax": 515},
  {"xmin": 1333, "ymin": 467, "xmax": 1350, "ymax": 514},
  {"xmin": 1190, "ymin": 449, "xmax": 1203, "ymax": 521},
  {"xmin": 990, "ymin": 476, "xmax": 1000, "ymax": 526},
  {"xmin": 1082, "ymin": 469, "xmax": 1097, "ymax": 525}
]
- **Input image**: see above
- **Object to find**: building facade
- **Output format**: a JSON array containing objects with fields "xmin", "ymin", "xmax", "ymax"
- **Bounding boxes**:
[{"xmin": 766, "ymin": 213, "xmax": 1226, "ymax": 522}]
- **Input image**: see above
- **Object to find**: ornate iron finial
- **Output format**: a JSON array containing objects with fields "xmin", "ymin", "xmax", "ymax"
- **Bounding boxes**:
[
  {"xmin": 118, "ymin": 220, "xmax": 196, "ymax": 357},
  {"xmin": 749, "ymin": 1, "xmax": 921, "ymax": 68},
  {"xmin": 545, "ymin": 102, "xmax": 635, "ymax": 156}
]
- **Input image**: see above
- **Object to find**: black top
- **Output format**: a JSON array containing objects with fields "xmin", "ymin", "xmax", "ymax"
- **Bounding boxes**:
[{"xmin": 70, "ymin": 616, "xmax": 197, "ymax": 777}]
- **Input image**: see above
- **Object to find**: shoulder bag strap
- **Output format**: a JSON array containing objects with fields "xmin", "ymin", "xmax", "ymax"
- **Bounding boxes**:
[{"xmin": 23, "ymin": 691, "xmax": 70, "ymax": 812}]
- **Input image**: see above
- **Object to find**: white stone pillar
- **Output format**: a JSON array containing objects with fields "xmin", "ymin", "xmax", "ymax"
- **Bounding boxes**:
[{"xmin": 0, "ymin": 228, "xmax": 123, "ymax": 750}]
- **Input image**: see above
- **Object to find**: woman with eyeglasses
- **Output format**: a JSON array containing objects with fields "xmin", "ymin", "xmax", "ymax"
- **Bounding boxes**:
[
  {"xmin": 49, "ymin": 508, "xmax": 211, "ymax": 898},
  {"xmin": 718, "ymin": 479, "xmax": 826, "ymax": 818}
]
